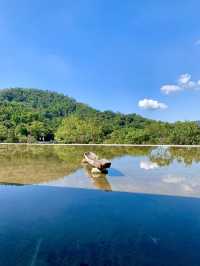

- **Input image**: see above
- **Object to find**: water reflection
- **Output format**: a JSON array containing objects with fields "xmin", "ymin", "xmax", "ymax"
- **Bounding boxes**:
[
  {"xmin": 140, "ymin": 160, "xmax": 159, "ymax": 170},
  {"xmin": 83, "ymin": 164, "xmax": 112, "ymax": 192},
  {"xmin": 107, "ymin": 168, "xmax": 124, "ymax": 177},
  {"xmin": 1, "ymin": 145, "xmax": 200, "ymax": 197}
]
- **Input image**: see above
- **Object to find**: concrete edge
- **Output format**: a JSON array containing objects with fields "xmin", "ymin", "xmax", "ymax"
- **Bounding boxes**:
[{"xmin": 1, "ymin": 143, "xmax": 200, "ymax": 147}]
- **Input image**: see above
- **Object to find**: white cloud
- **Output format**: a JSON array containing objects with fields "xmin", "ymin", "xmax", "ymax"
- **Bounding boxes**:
[
  {"xmin": 160, "ymin": 85, "xmax": 182, "ymax": 95},
  {"xmin": 138, "ymin": 98, "xmax": 168, "ymax": 110},
  {"xmin": 161, "ymin": 73, "xmax": 200, "ymax": 95},
  {"xmin": 178, "ymin": 73, "xmax": 191, "ymax": 85},
  {"xmin": 140, "ymin": 161, "xmax": 159, "ymax": 170}
]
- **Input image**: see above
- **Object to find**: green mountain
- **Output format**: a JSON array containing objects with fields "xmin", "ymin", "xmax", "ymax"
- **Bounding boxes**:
[{"xmin": 0, "ymin": 88, "xmax": 199, "ymax": 144}]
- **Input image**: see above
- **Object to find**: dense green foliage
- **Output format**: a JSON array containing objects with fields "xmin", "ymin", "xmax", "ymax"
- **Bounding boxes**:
[
  {"xmin": 55, "ymin": 115, "xmax": 105, "ymax": 143},
  {"xmin": 0, "ymin": 87, "xmax": 200, "ymax": 144}
]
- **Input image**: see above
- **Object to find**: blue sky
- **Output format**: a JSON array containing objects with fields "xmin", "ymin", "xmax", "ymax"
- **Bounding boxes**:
[{"xmin": 0, "ymin": 0, "xmax": 200, "ymax": 121}]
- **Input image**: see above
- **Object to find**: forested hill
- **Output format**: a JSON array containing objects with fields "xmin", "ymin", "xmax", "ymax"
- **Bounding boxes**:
[{"xmin": 0, "ymin": 88, "xmax": 199, "ymax": 144}]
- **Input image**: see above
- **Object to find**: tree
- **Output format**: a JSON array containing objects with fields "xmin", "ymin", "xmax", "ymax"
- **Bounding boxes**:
[
  {"xmin": 169, "ymin": 122, "xmax": 200, "ymax": 145},
  {"xmin": 55, "ymin": 115, "xmax": 104, "ymax": 143},
  {"xmin": 0, "ymin": 124, "xmax": 7, "ymax": 142},
  {"xmin": 14, "ymin": 124, "xmax": 29, "ymax": 143},
  {"xmin": 105, "ymin": 128, "xmax": 150, "ymax": 144},
  {"xmin": 29, "ymin": 121, "xmax": 50, "ymax": 141},
  {"xmin": 0, "ymin": 88, "xmax": 200, "ymax": 144}
]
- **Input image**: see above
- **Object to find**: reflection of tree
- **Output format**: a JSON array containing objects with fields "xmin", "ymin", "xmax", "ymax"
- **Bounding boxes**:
[
  {"xmin": 149, "ymin": 147, "xmax": 200, "ymax": 167},
  {"xmin": 149, "ymin": 147, "xmax": 173, "ymax": 167},
  {"xmin": 54, "ymin": 145, "xmax": 153, "ymax": 161},
  {"xmin": 0, "ymin": 145, "xmax": 152, "ymax": 185},
  {"xmin": 0, "ymin": 145, "xmax": 81, "ymax": 184},
  {"xmin": 170, "ymin": 147, "xmax": 200, "ymax": 166},
  {"xmin": 83, "ymin": 164, "xmax": 112, "ymax": 192},
  {"xmin": 0, "ymin": 182, "xmax": 25, "ymax": 186},
  {"xmin": 1, "ymin": 145, "xmax": 200, "ymax": 185}
]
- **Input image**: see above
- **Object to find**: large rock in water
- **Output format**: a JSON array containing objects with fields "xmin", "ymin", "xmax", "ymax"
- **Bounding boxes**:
[{"xmin": 84, "ymin": 152, "xmax": 111, "ymax": 170}]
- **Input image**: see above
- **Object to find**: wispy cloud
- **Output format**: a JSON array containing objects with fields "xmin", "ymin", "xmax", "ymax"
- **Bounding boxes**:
[
  {"xmin": 161, "ymin": 73, "xmax": 200, "ymax": 95},
  {"xmin": 195, "ymin": 39, "xmax": 200, "ymax": 46},
  {"xmin": 178, "ymin": 73, "xmax": 191, "ymax": 85},
  {"xmin": 160, "ymin": 85, "xmax": 182, "ymax": 95},
  {"xmin": 138, "ymin": 98, "xmax": 168, "ymax": 110}
]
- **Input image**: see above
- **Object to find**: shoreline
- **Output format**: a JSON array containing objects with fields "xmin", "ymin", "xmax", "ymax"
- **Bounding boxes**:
[{"xmin": 1, "ymin": 143, "xmax": 200, "ymax": 148}]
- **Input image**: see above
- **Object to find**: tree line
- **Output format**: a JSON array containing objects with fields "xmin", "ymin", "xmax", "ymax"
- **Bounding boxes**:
[{"xmin": 0, "ymin": 88, "xmax": 200, "ymax": 145}]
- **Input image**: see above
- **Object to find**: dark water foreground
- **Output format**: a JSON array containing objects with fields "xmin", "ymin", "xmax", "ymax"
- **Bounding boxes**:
[{"xmin": 1, "ymin": 185, "xmax": 200, "ymax": 266}]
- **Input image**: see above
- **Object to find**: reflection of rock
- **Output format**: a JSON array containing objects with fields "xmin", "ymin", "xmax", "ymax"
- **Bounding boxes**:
[
  {"xmin": 91, "ymin": 168, "xmax": 108, "ymax": 175},
  {"xmin": 140, "ymin": 161, "xmax": 159, "ymax": 170},
  {"xmin": 83, "ymin": 164, "xmax": 112, "ymax": 192},
  {"xmin": 91, "ymin": 168, "xmax": 102, "ymax": 174}
]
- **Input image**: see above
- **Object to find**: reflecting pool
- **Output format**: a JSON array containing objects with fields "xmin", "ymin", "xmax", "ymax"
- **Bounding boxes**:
[
  {"xmin": 1, "ymin": 145, "xmax": 200, "ymax": 198},
  {"xmin": 1, "ymin": 145, "xmax": 200, "ymax": 265}
]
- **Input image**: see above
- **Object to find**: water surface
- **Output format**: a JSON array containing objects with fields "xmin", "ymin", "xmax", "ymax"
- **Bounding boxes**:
[
  {"xmin": 1, "ymin": 144, "xmax": 200, "ymax": 198},
  {"xmin": 1, "ymin": 185, "xmax": 200, "ymax": 266},
  {"xmin": 1, "ymin": 145, "xmax": 200, "ymax": 266}
]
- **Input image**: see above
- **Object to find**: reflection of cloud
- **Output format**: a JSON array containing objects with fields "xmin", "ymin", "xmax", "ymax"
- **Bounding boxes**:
[
  {"xmin": 162, "ymin": 175, "xmax": 199, "ymax": 194},
  {"xmin": 140, "ymin": 161, "xmax": 159, "ymax": 170},
  {"xmin": 162, "ymin": 175, "xmax": 185, "ymax": 184},
  {"xmin": 181, "ymin": 184, "xmax": 193, "ymax": 192}
]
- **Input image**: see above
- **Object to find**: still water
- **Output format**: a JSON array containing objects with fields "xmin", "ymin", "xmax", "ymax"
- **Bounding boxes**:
[{"xmin": 1, "ymin": 145, "xmax": 200, "ymax": 265}]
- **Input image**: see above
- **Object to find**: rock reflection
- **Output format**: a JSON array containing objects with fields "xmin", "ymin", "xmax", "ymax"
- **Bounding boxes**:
[{"xmin": 83, "ymin": 164, "xmax": 112, "ymax": 192}]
